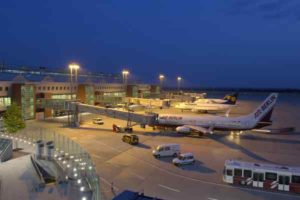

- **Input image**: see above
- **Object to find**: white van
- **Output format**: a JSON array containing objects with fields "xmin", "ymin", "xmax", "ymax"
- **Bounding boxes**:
[
  {"xmin": 172, "ymin": 153, "xmax": 195, "ymax": 166},
  {"xmin": 152, "ymin": 144, "xmax": 180, "ymax": 158}
]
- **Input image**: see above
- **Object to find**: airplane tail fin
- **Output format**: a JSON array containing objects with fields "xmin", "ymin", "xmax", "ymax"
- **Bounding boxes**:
[
  {"xmin": 223, "ymin": 92, "xmax": 239, "ymax": 105},
  {"xmin": 248, "ymin": 93, "xmax": 278, "ymax": 128}
]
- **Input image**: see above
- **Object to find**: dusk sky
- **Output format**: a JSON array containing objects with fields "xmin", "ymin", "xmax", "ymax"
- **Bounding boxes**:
[{"xmin": 1, "ymin": 0, "xmax": 300, "ymax": 88}]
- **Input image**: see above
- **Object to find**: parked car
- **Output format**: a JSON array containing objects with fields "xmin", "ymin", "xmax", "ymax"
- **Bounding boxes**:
[
  {"xmin": 122, "ymin": 134, "xmax": 139, "ymax": 145},
  {"xmin": 172, "ymin": 153, "xmax": 195, "ymax": 166},
  {"xmin": 152, "ymin": 144, "xmax": 180, "ymax": 158},
  {"xmin": 93, "ymin": 118, "xmax": 104, "ymax": 125}
]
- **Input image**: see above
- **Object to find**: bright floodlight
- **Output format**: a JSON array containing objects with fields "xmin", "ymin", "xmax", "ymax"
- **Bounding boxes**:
[
  {"xmin": 122, "ymin": 70, "xmax": 129, "ymax": 75},
  {"xmin": 177, "ymin": 76, "xmax": 182, "ymax": 81},
  {"xmin": 159, "ymin": 74, "xmax": 165, "ymax": 80},
  {"xmin": 69, "ymin": 63, "xmax": 80, "ymax": 70}
]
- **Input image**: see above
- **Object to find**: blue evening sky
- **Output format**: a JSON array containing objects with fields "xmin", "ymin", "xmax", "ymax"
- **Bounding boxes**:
[{"xmin": 0, "ymin": 0, "xmax": 300, "ymax": 88}]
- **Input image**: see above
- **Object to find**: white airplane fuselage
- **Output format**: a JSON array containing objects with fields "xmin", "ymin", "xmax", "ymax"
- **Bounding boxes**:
[
  {"xmin": 158, "ymin": 93, "xmax": 278, "ymax": 133},
  {"xmin": 175, "ymin": 102, "xmax": 234, "ymax": 112},
  {"xmin": 175, "ymin": 93, "xmax": 238, "ymax": 113},
  {"xmin": 157, "ymin": 114, "xmax": 253, "ymax": 131},
  {"xmin": 194, "ymin": 98, "xmax": 228, "ymax": 104}
]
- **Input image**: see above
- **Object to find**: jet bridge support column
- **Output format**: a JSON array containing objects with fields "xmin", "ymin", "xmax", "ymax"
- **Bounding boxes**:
[
  {"xmin": 73, "ymin": 104, "xmax": 80, "ymax": 127},
  {"xmin": 66, "ymin": 102, "xmax": 80, "ymax": 127}
]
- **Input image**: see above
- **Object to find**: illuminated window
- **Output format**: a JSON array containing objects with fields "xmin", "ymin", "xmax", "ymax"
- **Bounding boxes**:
[
  {"xmin": 51, "ymin": 94, "xmax": 76, "ymax": 100},
  {"xmin": 0, "ymin": 97, "xmax": 11, "ymax": 107}
]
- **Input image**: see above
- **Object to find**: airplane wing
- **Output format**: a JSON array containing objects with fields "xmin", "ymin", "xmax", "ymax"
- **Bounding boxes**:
[{"xmin": 183, "ymin": 125, "xmax": 214, "ymax": 134}]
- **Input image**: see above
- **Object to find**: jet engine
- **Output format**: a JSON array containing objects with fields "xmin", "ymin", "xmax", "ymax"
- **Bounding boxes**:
[{"xmin": 176, "ymin": 126, "xmax": 191, "ymax": 134}]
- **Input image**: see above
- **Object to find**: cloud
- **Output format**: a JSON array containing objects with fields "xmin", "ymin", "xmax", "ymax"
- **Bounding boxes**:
[{"xmin": 225, "ymin": 0, "xmax": 300, "ymax": 21}]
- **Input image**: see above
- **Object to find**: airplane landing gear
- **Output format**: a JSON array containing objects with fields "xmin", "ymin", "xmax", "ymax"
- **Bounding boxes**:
[{"xmin": 230, "ymin": 131, "xmax": 244, "ymax": 136}]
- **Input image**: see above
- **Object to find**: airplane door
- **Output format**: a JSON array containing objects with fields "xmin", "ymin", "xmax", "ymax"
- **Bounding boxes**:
[
  {"xmin": 278, "ymin": 175, "xmax": 290, "ymax": 192},
  {"xmin": 253, "ymin": 172, "xmax": 264, "ymax": 188}
]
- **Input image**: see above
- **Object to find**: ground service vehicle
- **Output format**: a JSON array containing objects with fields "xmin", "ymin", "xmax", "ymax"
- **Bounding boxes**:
[
  {"xmin": 113, "ymin": 124, "xmax": 124, "ymax": 132},
  {"xmin": 223, "ymin": 160, "xmax": 300, "ymax": 194},
  {"xmin": 122, "ymin": 134, "xmax": 139, "ymax": 145},
  {"xmin": 152, "ymin": 144, "xmax": 180, "ymax": 158},
  {"xmin": 172, "ymin": 153, "xmax": 195, "ymax": 166},
  {"xmin": 93, "ymin": 118, "xmax": 104, "ymax": 125},
  {"xmin": 113, "ymin": 124, "xmax": 133, "ymax": 133}
]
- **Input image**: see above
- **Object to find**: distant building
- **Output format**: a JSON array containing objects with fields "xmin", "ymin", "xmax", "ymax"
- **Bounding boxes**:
[{"xmin": 0, "ymin": 66, "xmax": 160, "ymax": 119}]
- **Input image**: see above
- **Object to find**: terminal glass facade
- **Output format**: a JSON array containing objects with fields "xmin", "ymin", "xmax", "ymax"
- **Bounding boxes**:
[
  {"xmin": 0, "ymin": 97, "xmax": 11, "ymax": 110},
  {"xmin": 96, "ymin": 92, "xmax": 125, "ymax": 104},
  {"xmin": 21, "ymin": 85, "xmax": 35, "ymax": 119},
  {"xmin": 131, "ymin": 86, "xmax": 138, "ymax": 97},
  {"xmin": 140, "ymin": 90, "xmax": 151, "ymax": 98},
  {"xmin": 103, "ymin": 92, "xmax": 125, "ymax": 98},
  {"xmin": 0, "ymin": 97, "xmax": 11, "ymax": 107},
  {"xmin": 85, "ymin": 86, "xmax": 94, "ymax": 105}
]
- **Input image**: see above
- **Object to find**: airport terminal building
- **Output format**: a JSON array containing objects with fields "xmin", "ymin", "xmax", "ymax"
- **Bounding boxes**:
[{"xmin": 0, "ymin": 66, "xmax": 160, "ymax": 119}]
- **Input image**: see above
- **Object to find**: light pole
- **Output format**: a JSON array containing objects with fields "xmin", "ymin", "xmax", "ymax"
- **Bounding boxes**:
[
  {"xmin": 122, "ymin": 70, "xmax": 129, "ymax": 97},
  {"xmin": 159, "ymin": 74, "xmax": 165, "ymax": 92},
  {"xmin": 68, "ymin": 63, "xmax": 80, "ymax": 127},
  {"xmin": 122, "ymin": 70, "xmax": 129, "ymax": 85},
  {"xmin": 177, "ymin": 76, "xmax": 182, "ymax": 92},
  {"xmin": 69, "ymin": 63, "xmax": 80, "ymax": 100}
]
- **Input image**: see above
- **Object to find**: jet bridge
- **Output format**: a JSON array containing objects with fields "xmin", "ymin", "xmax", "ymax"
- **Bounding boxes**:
[
  {"xmin": 76, "ymin": 103, "xmax": 158, "ymax": 126},
  {"xmin": 42, "ymin": 99, "xmax": 158, "ymax": 127}
]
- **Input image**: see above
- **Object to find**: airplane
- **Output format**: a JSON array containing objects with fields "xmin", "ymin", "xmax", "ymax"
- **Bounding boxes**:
[
  {"xmin": 157, "ymin": 93, "xmax": 278, "ymax": 135},
  {"xmin": 194, "ymin": 92, "xmax": 238, "ymax": 104},
  {"xmin": 175, "ymin": 93, "xmax": 239, "ymax": 113},
  {"xmin": 128, "ymin": 104, "xmax": 146, "ymax": 112}
]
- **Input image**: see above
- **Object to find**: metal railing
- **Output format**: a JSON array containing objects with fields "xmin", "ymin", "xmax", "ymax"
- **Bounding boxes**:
[
  {"xmin": 0, "ymin": 139, "xmax": 12, "ymax": 162},
  {"xmin": 1, "ymin": 128, "xmax": 100, "ymax": 200}
]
